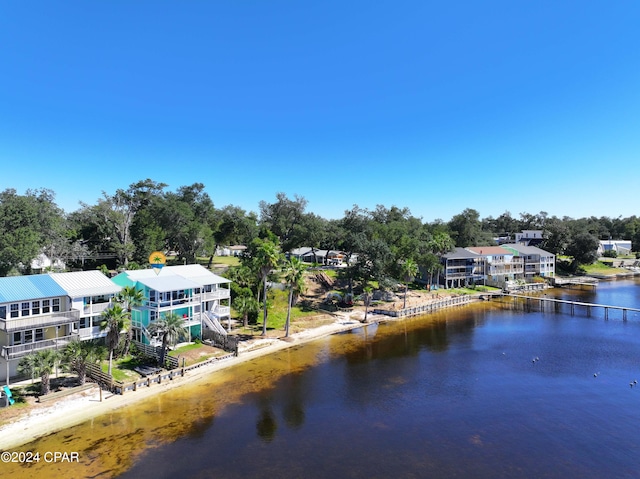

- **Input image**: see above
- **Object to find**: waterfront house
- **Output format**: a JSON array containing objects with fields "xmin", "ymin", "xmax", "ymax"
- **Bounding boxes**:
[
  {"xmin": 0, "ymin": 271, "xmax": 121, "ymax": 382},
  {"xmin": 465, "ymin": 246, "xmax": 524, "ymax": 288},
  {"xmin": 501, "ymin": 244, "xmax": 556, "ymax": 278},
  {"xmin": 111, "ymin": 265, "xmax": 231, "ymax": 347},
  {"xmin": 439, "ymin": 248, "xmax": 485, "ymax": 289}
]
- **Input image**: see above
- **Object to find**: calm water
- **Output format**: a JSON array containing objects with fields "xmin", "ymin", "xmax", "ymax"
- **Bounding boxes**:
[{"xmin": 7, "ymin": 279, "xmax": 640, "ymax": 478}]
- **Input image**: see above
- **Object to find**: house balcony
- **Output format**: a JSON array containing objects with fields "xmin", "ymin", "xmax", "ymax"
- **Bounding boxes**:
[
  {"xmin": 201, "ymin": 289, "xmax": 230, "ymax": 301},
  {"xmin": 146, "ymin": 296, "xmax": 201, "ymax": 309},
  {"xmin": 83, "ymin": 302, "xmax": 112, "ymax": 315},
  {"xmin": 78, "ymin": 326, "xmax": 107, "ymax": 340},
  {"xmin": 0, "ymin": 310, "xmax": 81, "ymax": 333},
  {"xmin": 210, "ymin": 306, "xmax": 230, "ymax": 317},
  {"xmin": 1, "ymin": 333, "xmax": 80, "ymax": 360}
]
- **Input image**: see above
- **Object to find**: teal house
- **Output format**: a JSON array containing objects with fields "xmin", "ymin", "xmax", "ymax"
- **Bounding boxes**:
[{"xmin": 111, "ymin": 264, "xmax": 231, "ymax": 346}]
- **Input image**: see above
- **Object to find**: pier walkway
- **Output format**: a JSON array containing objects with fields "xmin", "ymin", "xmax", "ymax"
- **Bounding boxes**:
[{"xmin": 501, "ymin": 293, "xmax": 640, "ymax": 320}]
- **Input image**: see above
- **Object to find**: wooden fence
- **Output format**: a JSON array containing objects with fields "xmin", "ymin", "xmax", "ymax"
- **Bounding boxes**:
[
  {"xmin": 374, "ymin": 294, "xmax": 473, "ymax": 318},
  {"xmin": 202, "ymin": 330, "xmax": 239, "ymax": 355},
  {"xmin": 111, "ymin": 352, "xmax": 236, "ymax": 395}
]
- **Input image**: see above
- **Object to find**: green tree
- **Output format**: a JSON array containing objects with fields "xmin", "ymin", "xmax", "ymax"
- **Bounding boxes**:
[
  {"xmin": 448, "ymin": 208, "xmax": 493, "ymax": 247},
  {"xmin": 252, "ymin": 236, "xmax": 283, "ymax": 336},
  {"xmin": 283, "ymin": 257, "xmax": 307, "ymax": 337},
  {"xmin": 114, "ymin": 285, "xmax": 144, "ymax": 356},
  {"xmin": 148, "ymin": 312, "xmax": 188, "ymax": 367},
  {"xmin": 565, "ymin": 231, "xmax": 599, "ymax": 271},
  {"xmin": 233, "ymin": 292, "xmax": 260, "ymax": 328},
  {"xmin": 160, "ymin": 183, "xmax": 215, "ymax": 263},
  {"xmin": 62, "ymin": 340, "xmax": 105, "ymax": 385},
  {"xmin": 18, "ymin": 349, "xmax": 60, "ymax": 395},
  {"xmin": 0, "ymin": 188, "xmax": 66, "ymax": 276},
  {"xmin": 358, "ymin": 286, "xmax": 373, "ymax": 323},
  {"xmin": 259, "ymin": 193, "xmax": 308, "ymax": 252},
  {"xmin": 400, "ymin": 258, "xmax": 419, "ymax": 309},
  {"xmin": 99, "ymin": 304, "xmax": 130, "ymax": 376}
]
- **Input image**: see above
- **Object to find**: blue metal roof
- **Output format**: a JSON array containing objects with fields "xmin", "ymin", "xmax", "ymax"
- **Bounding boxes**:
[{"xmin": 0, "ymin": 274, "xmax": 68, "ymax": 303}]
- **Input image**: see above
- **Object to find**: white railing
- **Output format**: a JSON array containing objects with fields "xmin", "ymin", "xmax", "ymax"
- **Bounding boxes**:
[
  {"xmin": 145, "ymin": 296, "xmax": 200, "ymax": 309},
  {"xmin": 202, "ymin": 312, "xmax": 227, "ymax": 335},
  {"xmin": 1, "ymin": 334, "xmax": 80, "ymax": 360},
  {"xmin": 78, "ymin": 326, "xmax": 106, "ymax": 339},
  {"xmin": 213, "ymin": 306, "xmax": 231, "ymax": 316},
  {"xmin": 201, "ymin": 289, "xmax": 230, "ymax": 301},
  {"xmin": 0, "ymin": 310, "xmax": 80, "ymax": 332},
  {"xmin": 83, "ymin": 302, "xmax": 112, "ymax": 315}
]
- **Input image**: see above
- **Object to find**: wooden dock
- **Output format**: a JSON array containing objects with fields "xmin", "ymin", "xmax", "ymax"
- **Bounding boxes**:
[
  {"xmin": 551, "ymin": 277, "xmax": 598, "ymax": 290},
  {"xmin": 503, "ymin": 293, "xmax": 640, "ymax": 320}
]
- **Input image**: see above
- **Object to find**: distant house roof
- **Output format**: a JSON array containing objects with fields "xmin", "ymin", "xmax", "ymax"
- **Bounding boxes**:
[
  {"xmin": 466, "ymin": 246, "xmax": 513, "ymax": 256},
  {"xmin": 0, "ymin": 275, "xmax": 68, "ymax": 303},
  {"xmin": 49, "ymin": 271, "xmax": 122, "ymax": 298},
  {"xmin": 441, "ymin": 247, "xmax": 482, "ymax": 259},
  {"xmin": 502, "ymin": 244, "xmax": 554, "ymax": 256}
]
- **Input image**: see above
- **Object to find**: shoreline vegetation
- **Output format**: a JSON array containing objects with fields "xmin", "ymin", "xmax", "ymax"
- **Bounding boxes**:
[{"xmin": 1, "ymin": 267, "xmax": 636, "ymax": 451}]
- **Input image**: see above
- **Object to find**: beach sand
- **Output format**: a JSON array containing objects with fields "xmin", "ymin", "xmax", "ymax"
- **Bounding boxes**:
[{"xmin": 0, "ymin": 312, "xmax": 376, "ymax": 451}]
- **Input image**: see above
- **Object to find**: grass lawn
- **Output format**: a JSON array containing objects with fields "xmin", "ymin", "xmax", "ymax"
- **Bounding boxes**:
[
  {"xmin": 168, "ymin": 342, "xmax": 228, "ymax": 366},
  {"xmin": 580, "ymin": 261, "xmax": 628, "ymax": 276},
  {"xmin": 234, "ymin": 288, "xmax": 325, "ymax": 336},
  {"xmin": 102, "ymin": 356, "xmax": 145, "ymax": 382},
  {"xmin": 209, "ymin": 256, "xmax": 240, "ymax": 267}
]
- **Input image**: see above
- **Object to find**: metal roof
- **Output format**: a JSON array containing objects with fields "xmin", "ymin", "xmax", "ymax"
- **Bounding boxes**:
[
  {"xmin": 442, "ymin": 247, "xmax": 481, "ymax": 259},
  {"xmin": 502, "ymin": 244, "xmax": 554, "ymax": 256},
  {"xmin": 49, "ymin": 271, "xmax": 122, "ymax": 298},
  {"xmin": 466, "ymin": 246, "xmax": 514, "ymax": 256},
  {"xmin": 119, "ymin": 264, "xmax": 229, "ymax": 291},
  {"xmin": 134, "ymin": 275, "xmax": 201, "ymax": 292},
  {"xmin": 0, "ymin": 274, "xmax": 68, "ymax": 303}
]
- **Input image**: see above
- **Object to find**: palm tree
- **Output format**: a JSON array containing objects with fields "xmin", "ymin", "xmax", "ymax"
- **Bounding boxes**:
[
  {"xmin": 359, "ymin": 286, "xmax": 373, "ymax": 323},
  {"xmin": 62, "ymin": 340, "xmax": 106, "ymax": 385},
  {"xmin": 99, "ymin": 304, "xmax": 130, "ymax": 376},
  {"xmin": 148, "ymin": 312, "xmax": 187, "ymax": 367},
  {"xmin": 255, "ymin": 238, "xmax": 282, "ymax": 336},
  {"xmin": 114, "ymin": 285, "xmax": 144, "ymax": 356},
  {"xmin": 18, "ymin": 349, "xmax": 59, "ymax": 396},
  {"xmin": 401, "ymin": 258, "xmax": 419, "ymax": 309},
  {"xmin": 233, "ymin": 293, "xmax": 260, "ymax": 329},
  {"xmin": 283, "ymin": 257, "xmax": 307, "ymax": 337}
]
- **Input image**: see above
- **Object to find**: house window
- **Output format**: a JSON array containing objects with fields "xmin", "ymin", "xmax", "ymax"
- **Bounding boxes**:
[
  {"xmin": 13, "ymin": 332, "xmax": 22, "ymax": 345},
  {"xmin": 0, "ymin": 306, "xmax": 5, "ymax": 319},
  {"xmin": 52, "ymin": 298, "xmax": 60, "ymax": 312},
  {"xmin": 35, "ymin": 328, "xmax": 44, "ymax": 341},
  {"xmin": 150, "ymin": 310, "xmax": 158, "ymax": 322},
  {"xmin": 32, "ymin": 301, "xmax": 40, "ymax": 315},
  {"xmin": 42, "ymin": 300, "xmax": 50, "ymax": 314},
  {"xmin": 10, "ymin": 304, "xmax": 19, "ymax": 318},
  {"xmin": 150, "ymin": 290, "xmax": 157, "ymax": 302},
  {"xmin": 21, "ymin": 302, "xmax": 30, "ymax": 317},
  {"xmin": 24, "ymin": 330, "xmax": 33, "ymax": 343},
  {"xmin": 80, "ymin": 317, "xmax": 90, "ymax": 329}
]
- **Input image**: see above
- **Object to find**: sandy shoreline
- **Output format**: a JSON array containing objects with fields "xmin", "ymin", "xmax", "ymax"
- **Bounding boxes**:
[{"xmin": 0, "ymin": 312, "xmax": 378, "ymax": 451}]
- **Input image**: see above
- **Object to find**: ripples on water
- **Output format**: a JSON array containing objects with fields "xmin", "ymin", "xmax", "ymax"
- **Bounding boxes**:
[{"xmin": 6, "ymin": 279, "xmax": 640, "ymax": 478}]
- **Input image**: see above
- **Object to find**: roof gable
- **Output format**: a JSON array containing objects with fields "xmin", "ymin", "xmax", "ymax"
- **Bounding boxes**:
[
  {"xmin": 0, "ymin": 275, "xmax": 68, "ymax": 303},
  {"xmin": 49, "ymin": 271, "xmax": 122, "ymax": 298}
]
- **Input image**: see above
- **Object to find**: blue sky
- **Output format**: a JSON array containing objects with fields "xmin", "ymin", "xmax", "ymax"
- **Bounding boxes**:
[{"xmin": 1, "ymin": 1, "xmax": 639, "ymax": 222}]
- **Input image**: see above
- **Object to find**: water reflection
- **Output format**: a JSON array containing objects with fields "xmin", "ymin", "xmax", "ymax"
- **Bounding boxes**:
[{"xmin": 5, "ymin": 279, "xmax": 640, "ymax": 478}]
